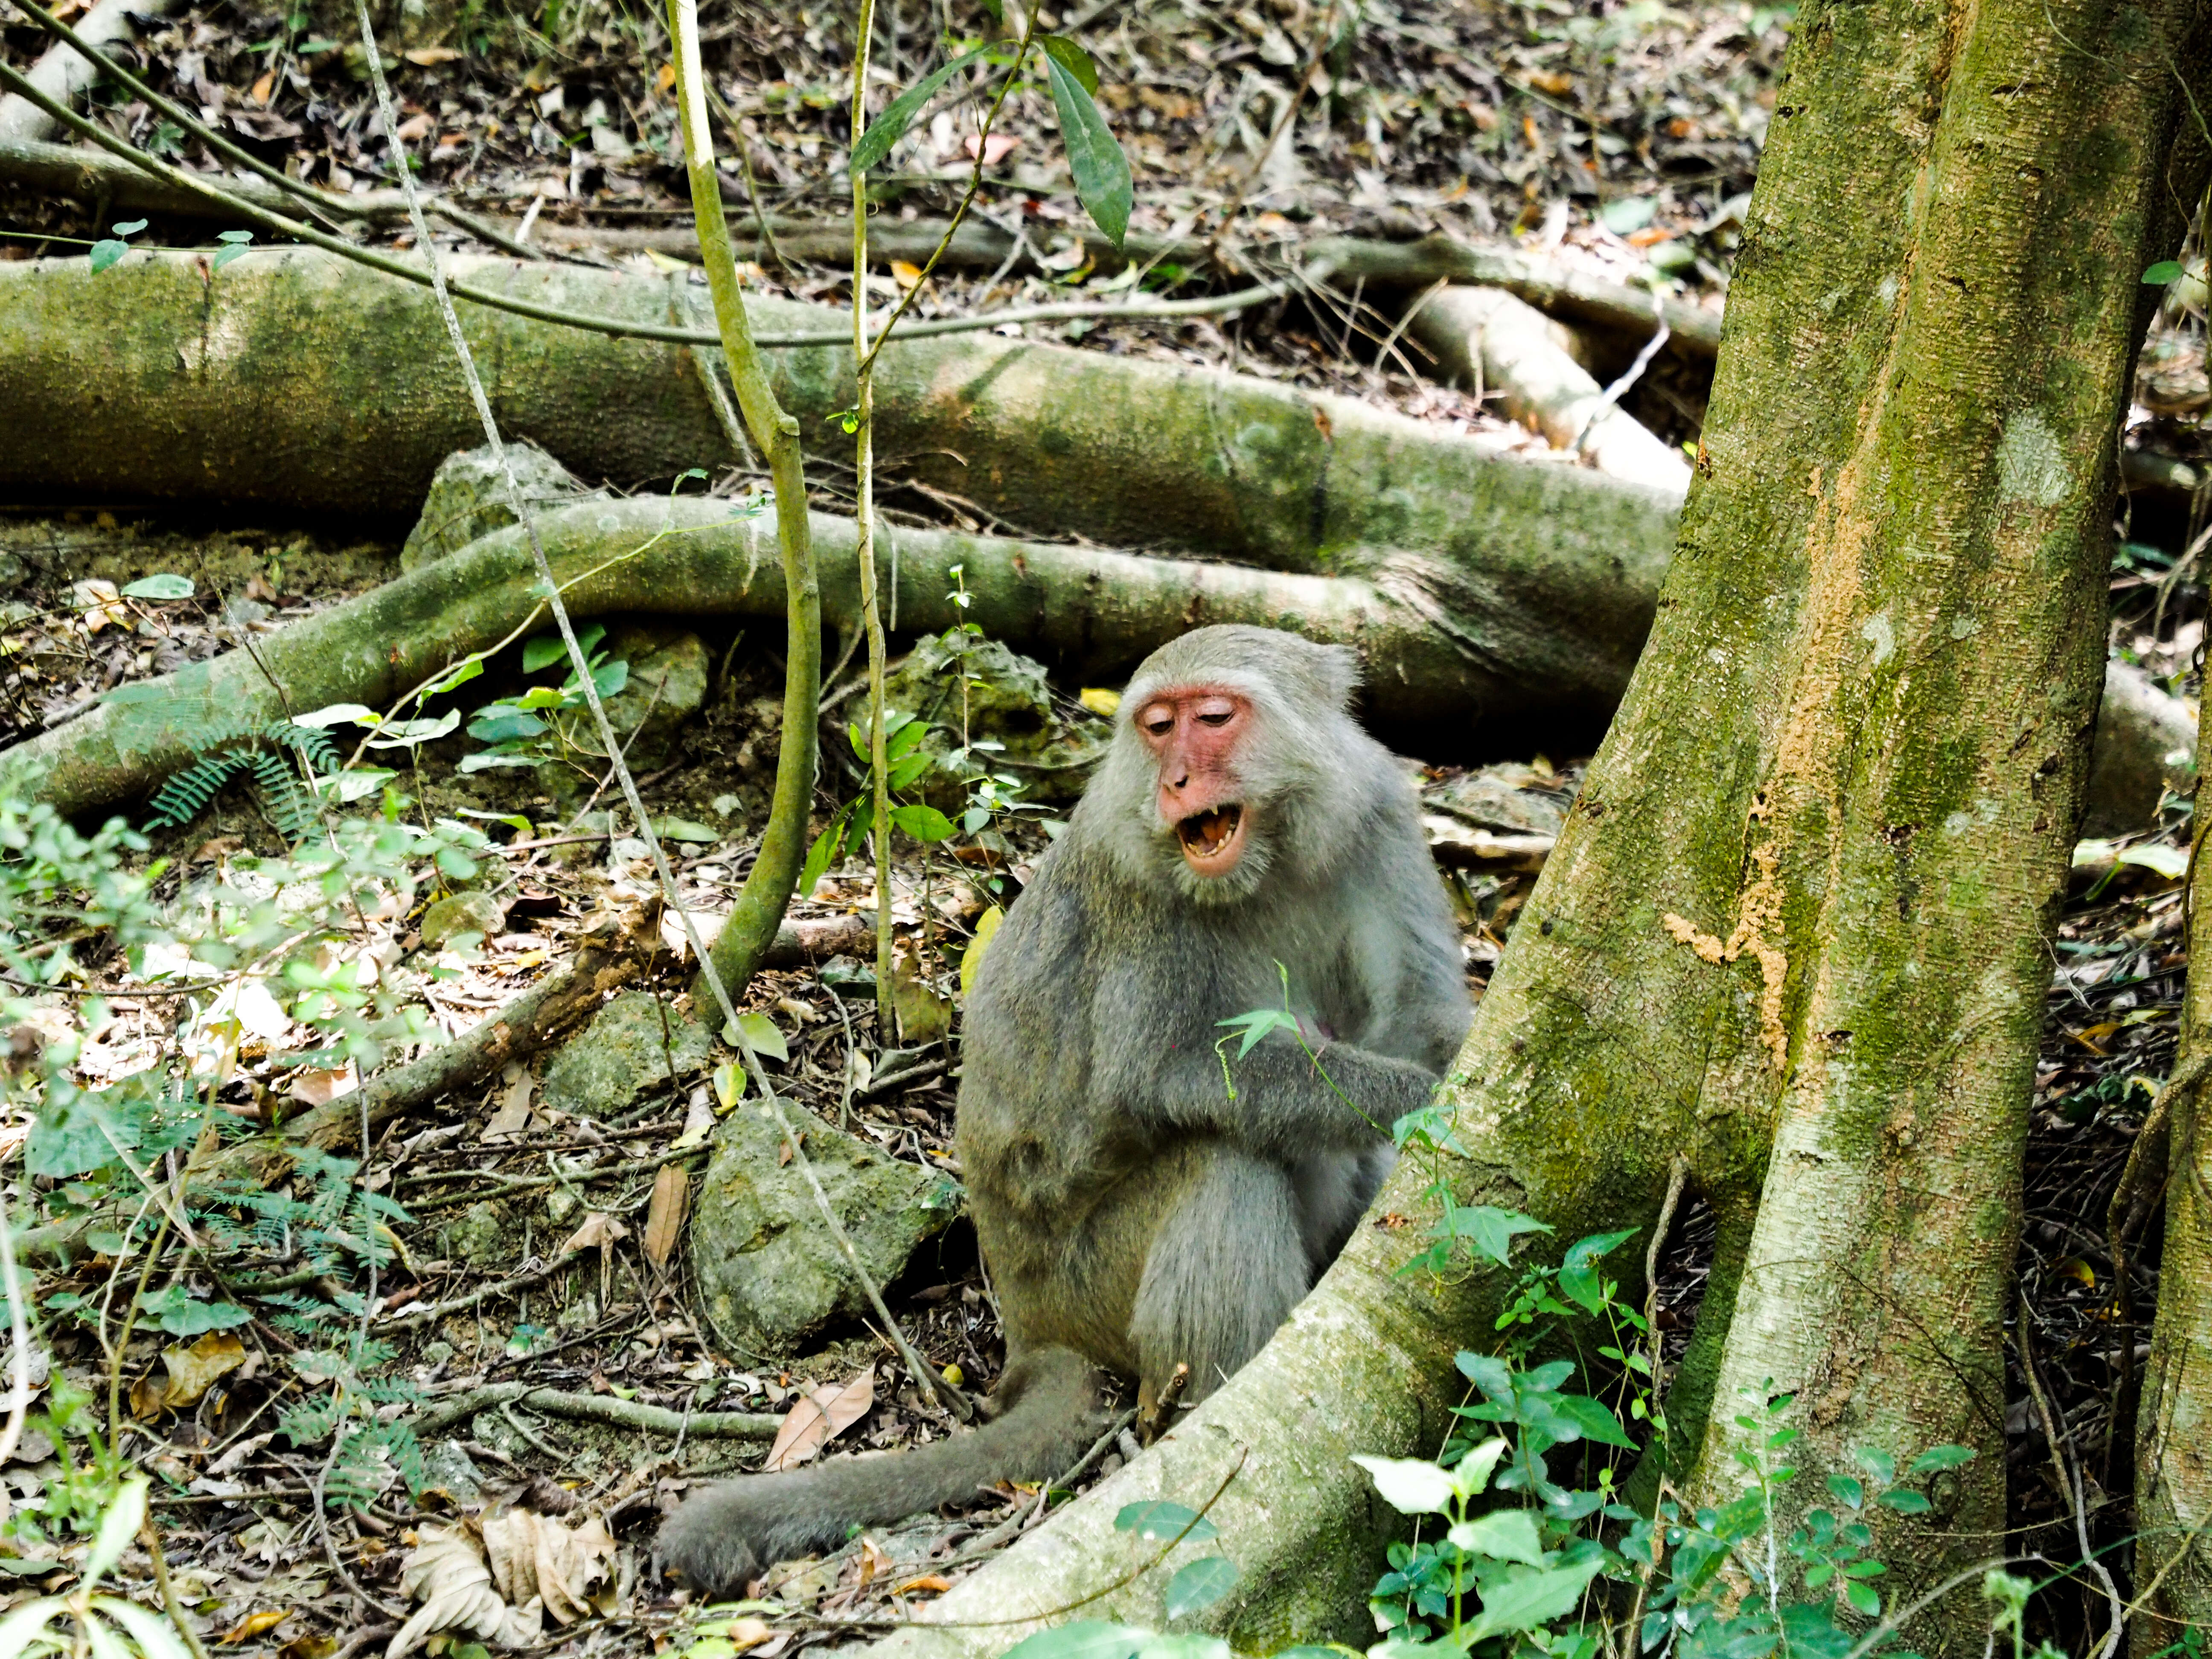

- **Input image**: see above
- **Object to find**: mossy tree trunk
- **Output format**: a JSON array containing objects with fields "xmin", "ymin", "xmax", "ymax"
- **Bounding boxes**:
[{"xmin": 859, "ymin": 3, "xmax": 2208, "ymax": 1656}]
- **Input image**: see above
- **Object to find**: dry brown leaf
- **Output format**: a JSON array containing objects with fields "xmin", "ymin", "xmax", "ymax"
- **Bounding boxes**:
[
  {"xmin": 276, "ymin": 1636, "xmax": 338, "ymax": 1659},
  {"xmin": 481, "ymin": 1508, "xmax": 617, "ymax": 1627},
  {"xmin": 643, "ymin": 1165, "xmax": 690, "ymax": 1266},
  {"xmin": 856, "ymin": 1535, "xmax": 892, "ymax": 1587},
  {"xmin": 896, "ymin": 1574, "xmax": 953, "ymax": 1596},
  {"xmin": 220, "ymin": 1608, "xmax": 289, "ymax": 1642},
  {"xmin": 403, "ymin": 44, "xmax": 462, "ymax": 62},
  {"xmin": 134, "ymin": 1331, "xmax": 249, "ymax": 1416},
  {"xmin": 483, "ymin": 1067, "xmax": 536, "ymax": 1140},
  {"xmin": 763, "ymin": 1369, "xmax": 874, "ymax": 1472},
  {"xmin": 672, "ymin": 1082, "xmax": 717, "ymax": 1150},
  {"xmin": 288, "ymin": 1065, "xmax": 356, "ymax": 1108},
  {"xmin": 389, "ymin": 1522, "xmax": 544, "ymax": 1659},
  {"xmin": 557, "ymin": 1211, "xmax": 628, "ymax": 1257}
]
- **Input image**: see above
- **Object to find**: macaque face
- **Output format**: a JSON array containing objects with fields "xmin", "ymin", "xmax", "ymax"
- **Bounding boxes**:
[{"xmin": 1136, "ymin": 687, "xmax": 1253, "ymax": 878}]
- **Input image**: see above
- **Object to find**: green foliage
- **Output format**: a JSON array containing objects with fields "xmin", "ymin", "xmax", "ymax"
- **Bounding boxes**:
[
  {"xmin": 461, "ymin": 622, "xmax": 630, "ymax": 774},
  {"xmin": 0, "ymin": 1476, "xmax": 198, "ymax": 1659},
  {"xmin": 143, "ymin": 715, "xmax": 341, "ymax": 841}
]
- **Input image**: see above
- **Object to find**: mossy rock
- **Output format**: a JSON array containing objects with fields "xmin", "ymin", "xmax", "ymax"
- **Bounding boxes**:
[
  {"xmin": 596, "ymin": 623, "xmax": 711, "ymax": 770},
  {"xmin": 540, "ymin": 989, "xmax": 716, "ymax": 1118},
  {"xmin": 690, "ymin": 1103, "xmax": 961, "ymax": 1357},
  {"xmin": 400, "ymin": 441, "xmax": 600, "ymax": 572},
  {"xmin": 876, "ymin": 633, "xmax": 1109, "ymax": 810}
]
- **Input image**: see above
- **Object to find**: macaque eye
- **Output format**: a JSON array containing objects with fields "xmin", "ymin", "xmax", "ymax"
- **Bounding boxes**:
[
  {"xmin": 1196, "ymin": 709, "xmax": 1234, "ymax": 727},
  {"xmin": 1141, "ymin": 710, "xmax": 1175, "ymax": 736}
]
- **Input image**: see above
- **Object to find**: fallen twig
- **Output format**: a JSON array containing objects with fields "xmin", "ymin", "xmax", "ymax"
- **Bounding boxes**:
[{"xmin": 408, "ymin": 1381, "xmax": 780, "ymax": 1440}]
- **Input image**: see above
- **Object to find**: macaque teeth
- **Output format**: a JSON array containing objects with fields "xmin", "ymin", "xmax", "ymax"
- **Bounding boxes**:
[{"xmin": 1177, "ymin": 804, "xmax": 1243, "ymax": 858}]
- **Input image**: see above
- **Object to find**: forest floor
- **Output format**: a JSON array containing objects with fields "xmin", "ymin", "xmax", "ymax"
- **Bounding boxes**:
[{"xmin": 1, "ymin": 0, "xmax": 2209, "ymax": 1653}]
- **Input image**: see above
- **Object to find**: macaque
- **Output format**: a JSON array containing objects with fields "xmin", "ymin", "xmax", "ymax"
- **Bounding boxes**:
[{"xmin": 658, "ymin": 625, "xmax": 1472, "ymax": 1596}]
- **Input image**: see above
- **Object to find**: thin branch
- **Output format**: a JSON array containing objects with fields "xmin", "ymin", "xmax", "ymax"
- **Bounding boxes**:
[{"xmin": 2017, "ymin": 1289, "xmax": 2125, "ymax": 1658}]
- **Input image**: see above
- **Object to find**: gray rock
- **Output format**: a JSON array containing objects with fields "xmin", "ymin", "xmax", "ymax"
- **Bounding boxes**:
[
  {"xmin": 541, "ymin": 989, "xmax": 715, "ymax": 1118},
  {"xmin": 596, "ymin": 625, "xmax": 710, "ymax": 769},
  {"xmin": 401, "ymin": 442, "xmax": 598, "ymax": 573},
  {"xmin": 438, "ymin": 1199, "xmax": 522, "ymax": 1271},
  {"xmin": 418, "ymin": 890, "xmax": 506, "ymax": 949},
  {"xmin": 691, "ymin": 1103, "xmax": 960, "ymax": 1356},
  {"xmin": 878, "ymin": 634, "xmax": 1109, "ymax": 810},
  {"xmin": 1422, "ymin": 763, "xmax": 1574, "ymax": 838},
  {"xmin": 420, "ymin": 1440, "xmax": 484, "ymax": 1505}
]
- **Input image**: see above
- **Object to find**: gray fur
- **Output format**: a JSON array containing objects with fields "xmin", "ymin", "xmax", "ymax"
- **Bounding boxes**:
[{"xmin": 657, "ymin": 625, "xmax": 1472, "ymax": 1597}]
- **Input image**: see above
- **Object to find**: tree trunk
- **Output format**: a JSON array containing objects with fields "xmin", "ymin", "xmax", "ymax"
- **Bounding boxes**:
[
  {"xmin": 855, "ymin": 2, "xmax": 2209, "ymax": 1655},
  {"xmin": 2137, "ymin": 623, "xmax": 2212, "ymax": 1638}
]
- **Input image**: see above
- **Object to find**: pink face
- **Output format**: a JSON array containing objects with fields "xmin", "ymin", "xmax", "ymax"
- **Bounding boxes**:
[{"xmin": 1135, "ymin": 686, "xmax": 1252, "ymax": 876}]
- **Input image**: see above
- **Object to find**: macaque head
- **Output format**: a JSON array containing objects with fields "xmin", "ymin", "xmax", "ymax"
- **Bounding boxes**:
[{"xmin": 1089, "ymin": 625, "xmax": 1369, "ymax": 904}]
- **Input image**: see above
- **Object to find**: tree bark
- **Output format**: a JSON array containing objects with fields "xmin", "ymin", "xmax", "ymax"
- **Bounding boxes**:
[{"xmin": 853, "ymin": 1, "xmax": 2209, "ymax": 1654}]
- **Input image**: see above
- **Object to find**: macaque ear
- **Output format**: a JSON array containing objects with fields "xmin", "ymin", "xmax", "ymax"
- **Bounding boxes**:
[{"xmin": 1306, "ymin": 642, "xmax": 1361, "ymax": 713}]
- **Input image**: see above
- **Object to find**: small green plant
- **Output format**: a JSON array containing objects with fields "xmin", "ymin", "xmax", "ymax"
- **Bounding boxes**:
[
  {"xmin": 0, "ymin": 1477, "xmax": 196, "ymax": 1659},
  {"xmin": 143, "ymin": 716, "xmax": 340, "ymax": 841},
  {"xmin": 461, "ymin": 622, "xmax": 630, "ymax": 775}
]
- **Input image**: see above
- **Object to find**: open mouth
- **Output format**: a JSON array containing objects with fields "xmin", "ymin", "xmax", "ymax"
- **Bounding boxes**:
[{"xmin": 1175, "ymin": 804, "xmax": 1246, "ymax": 870}]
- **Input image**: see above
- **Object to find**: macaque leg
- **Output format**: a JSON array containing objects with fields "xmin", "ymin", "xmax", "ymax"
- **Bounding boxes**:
[
  {"xmin": 1130, "ymin": 1147, "xmax": 1309, "ymax": 1413},
  {"xmin": 1293, "ymin": 1144, "xmax": 1397, "ymax": 1269}
]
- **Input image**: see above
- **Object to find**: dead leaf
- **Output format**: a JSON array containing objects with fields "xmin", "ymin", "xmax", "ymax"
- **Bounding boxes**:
[
  {"xmin": 135, "ymin": 1331, "xmax": 248, "ymax": 1416},
  {"xmin": 403, "ymin": 44, "xmax": 463, "ymax": 62},
  {"xmin": 207, "ymin": 1431, "xmax": 275, "ymax": 1476},
  {"xmin": 277, "ymin": 1636, "xmax": 338, "ymax": 1659},
  {"xmin": 961, "ymin": 132, "xmax": 1019, "ymax": 165},
  {"xmin": 896, "ymin": 1573, "xmax": 952, "ymax": 1596},
  {"xmin": 558, "ymin": 1211, "xmax": 629, "ymax": 1256},
  {"xmin": 220, "ymin": 1608, "xmax": 289, "ymax": 1642},
  {"xmin": 481, "ymin": 1508, "xmax": 616, "ymax": 1626},
  {"xmin": 483, "ymin": 1067, "xmax": 536, "ymax": 1140},
  {"xmin": 390, "ymin": 1523, "xmax": 545, "ymax": 1659},
  {"xmin": 71, "ymin": 578, "xmax": 126, "ymax": 632},
  {"xmin": 889, "ymin": 259, "xmax": 925, "ymax": 290},
  {"xmin": 763, "ymin": 1370, "xmax": 874, "ymax": 1472},
  {"xmin": 856, "ymin": 1535, "xmax": 892, "ymax": 1586},
  {"xmin": 643, "ymin": 1165, "xmax": 689, "ymax": 1267},
  {"xmin": 672, "ymin": 1083, "xmax": 716, "ymax": 1150},
  {"xmin": 393, "ymin": 112, "xmax": 435, "ymax": 142},
  {"xmin": 289, "ymin": 1065, "xmax": 356, "ymax": 1108}
]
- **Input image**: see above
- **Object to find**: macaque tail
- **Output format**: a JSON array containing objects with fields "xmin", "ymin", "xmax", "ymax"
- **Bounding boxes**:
[{"xmin": 656, "ymin": 1349, "xmax": 1107, "ymax": 1598}]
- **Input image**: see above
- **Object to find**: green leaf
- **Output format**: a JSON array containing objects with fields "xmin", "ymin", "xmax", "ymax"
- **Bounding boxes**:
[
  {"xmin": 1456, "ymin": 1558, "xmax": 1604, "ymax": 1646},
  {"xmin": 850, "ymin": 46, "xmax": 995, "ymax": 172},
  {"xmin": 1853, "ymin": 1448, "xmax": 1896, "ymax": 1485},
  {"xmin": 1826, "ymin": 1473, "xmax": 1865, "ymax": 1509},
  {"xmin": 1217, "ymin": 1007, "xmax": 1300, "ymax": 1059},
  {"xmin": 1439, "ymin": 1203, "xmax": 1551, "ymax": 1268},
  {"xmin": 1876, "ymin": 1487, "xmax": 1931, "ymax": 1514},
  {"xmin": 425, "ymin": 657, "xmax": 484, "ymax": 696},
  {"xmin": 2144, "ymin": 260, "xmax": 2186, "ymax": 284},
  {"xmin": 1041, "ymin": 45, "xmax": 1131, "ymax": 249},
  {"xmin": 1557, "ymin": 1227, "xmax": 1636, "ymax": 1313},
  {"xmin": 212, "ymin": 239, "xmax": 253, "ymax": 270},
  {"xmin": 1136, "ymin": 1636, "xmax": 1232, "ymax": 1659},
  {"xmin": 727, "ymin": 1011, "xmax": 789, "ymax": 1063},
  {"xmin": 1351, "ymin": 1455, "xmax": 1456, "ymax": 1516},
  {"xmin": 2117, "ymin": 842, "xmax": 2189, "ymax": 878},
  {"xmin": 468, "ymin": 711, "xmax": 547, "ymax": 743},
  {"xmin": 85, "ymin": 1477, "xmax": 149, "ymax": 1584},
  {"xmin": 435, "ymin": 847, "xmax": 478, "ymax": 880},
  {"xmin": 590, "ymin": 659, "xmax": 630, "ymax": 699},
  {"xmin": 1037, "ymin": 34, "xmax": 1100, "ymax": 94},
  {"xmin": 1909, "ymin": 1444, "xmax": 1977, "ymax": 1476},
  {"xmin": 136, "ymin": 1285, "xmax": 253, "ymax": 1336},
  {"xmin": 514, "ymin": 685, "xmax": 568, "ymax": 710},
  {"xmin": 294, "ymin": 702, "xmax": 378, "ymax": 728},
  {"xmin": 999, "ymin": 1623, "xmax": 1144, "ymax": 1659},
  {"xmin": 655, "ymin": 816, "xmax": 719, "ymax": 843},
  {"xmin": 92, "ymin": 1595, "xmax": 199, "ymax": 1659},
  {"xmin": 891, "ymin": 803, "xmax": 957, "ymax": 842},
  {"xmin": 1163, "ymin": 1556, "xmax": 1239, "ymax": 1619},
  {"xmin": 1549, "ymin": 1393, "xmax": 1637, "ymax": 1449},
  {"xmin": 800, "ymin": 824, "xmax": 839, "ymax": 896},
  {"xmin": 1113, "ymin": 1500, "xmax": 1218, "ymax": 1543},
  {"xmin": 1598, "ymin": 195, "xmax": 1658, "ymax": 236},
  {"xmin": 215, "ymin": 229, "xmax": 254, "ymax": 243},
  {"xmin": 1844, "ymin": 1580, "xmax": 1882, "ymax": 1617},
  {"xmin": 365, "ymin": 708, "xmax": 461, "ymax": 748},
  {"xmin": 89, "ymin": 239, "xmax": 130, "ymax": 273},
  {"xmin": 1446, "ymin": 1510, "xmax": 1545, "ymax": 1567},
  {"xmin": 888, "ymin": 752, "xmax": 934, "ymax": 791},
  {"xmin": 523, "ymin": 625, "xmax": 601, "ymax": 672},
  {"xmin": 886, "ymin": 715, "xmax": 931, "ymax": 758},
  {"xmin": 120, "ymin": 573, "xmax": 195, "ymax": 600},
  {"xmin": 112, "ymin": 218, "xmax": 148, "ymax": 236}
]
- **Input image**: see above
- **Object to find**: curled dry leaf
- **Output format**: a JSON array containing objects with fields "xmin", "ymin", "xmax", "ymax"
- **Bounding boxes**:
[
  {"xmin": 132, "ymin": 1331, "xmax": 248, "ymax": 1416},
  {"xmin": 558, "ymin": 1211, "xmax": 629, "ymax": 1257},
  {"xmin": 388, "ymin": 1523, "xmax": 544, "ymax": 1659},
  {"xmin": 763, "ymin": 1369, "xmax": 875, "ymax": 1473},
  {"xmin": 482, "ymin": 1508, "xmax": 617, "ymax": 1627}
]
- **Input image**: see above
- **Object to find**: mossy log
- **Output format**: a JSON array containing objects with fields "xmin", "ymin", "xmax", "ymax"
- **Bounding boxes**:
[
  {"xmin": 0, "ymin": 498, "xmax": 1506, "ymax": 820},
  {"xmin": 0, "ymin": 249, "xmax": 1678, "ymax": 703}
]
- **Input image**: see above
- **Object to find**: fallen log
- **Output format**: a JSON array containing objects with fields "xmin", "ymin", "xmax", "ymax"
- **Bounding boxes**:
[
  {"xmin": 1404, "ymin": 284, "xmax": 1692, "ymax": 493},
  {"xmin": 0, "ymin": 0, "xmax": 180, "ymax": 143},
  {"xmin": 0, "ymin": 498, "xmax": 1509, "ymax": 820}
]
